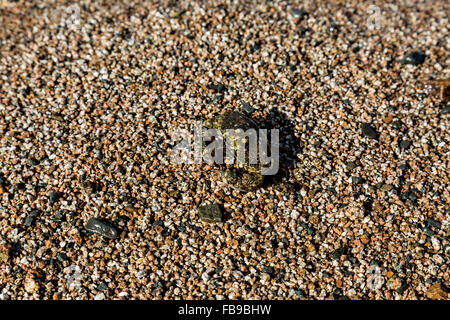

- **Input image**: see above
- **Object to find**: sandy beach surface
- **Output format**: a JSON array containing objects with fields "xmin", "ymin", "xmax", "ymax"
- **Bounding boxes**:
[{"xmin": 0, "ymin": 0, "xmax": 449, "ymax": 299}]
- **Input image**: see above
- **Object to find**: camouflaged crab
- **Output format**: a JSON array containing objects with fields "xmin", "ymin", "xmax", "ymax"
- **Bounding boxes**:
[{"xmin": 203, "ymin": 111, "xmax": 264, "ymax": 192}]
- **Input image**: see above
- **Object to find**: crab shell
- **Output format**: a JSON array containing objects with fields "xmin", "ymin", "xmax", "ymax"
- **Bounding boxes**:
[{"xmin": 204, "ymin": 111, "xmax": 265, "ymax": 192}]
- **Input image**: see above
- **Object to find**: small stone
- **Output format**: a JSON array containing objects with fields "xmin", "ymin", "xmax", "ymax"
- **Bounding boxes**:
[
  {"xmin": 84, "ymin": 217, "xmax": 119, "ymax": 239},
  {"xmin": 0, "ymin": 243, "xmax": 11, "ymax": 263},
  {"xmin": 82, "ymin": 180, "xmax": 100, "ymax": 194},
  {"xmin": 48, "ymin": 190, "xmax": 62, "ymax": 204},
  {"xmin": 94, "ymin": 293, "xmax": 106, "ymax": 300},
  {"xmin": 57, "ymin": 252, "xmax": 68, "ymax": 262},
  {"xmin": 263, "ymin": 266, "xmax": 275, "ymax": 274},
  {"xmin": 346, "ymin": 161, "xmax": 357, "ymax": 171},
  {"xmin": 198, "ymin": 204, "xmax": 222, "ymax": 223},
  {"xmin": 290, "ymin": 8, "xmax": 308, "ymax": 20},
  {"xmin": 242, "ymin": 102, "xmax": 255, "ymax": 115},
  {"xmin": 427, "ymin": 218, "xmax": 442, "ymax": 230},
  {"xmin": 383, "ymin": 115, "xmax": 393, "ymax": 124},
  {"xmin": 360, "ymin": 234, "xmax": 370, "ymax": 244},
  {"xmin": 170, "ymin": 10, "xmax": 185, "ymax": 18},
  {"xmin": 294, "ymin": 289, "xmax": 305, "ymax": 298},
  {"xmin": 351, "ymin": 176, "xmax": 362, "ymax": 184},
  {"xmin": 381, "ymin": 184, "xmax": 393, "ymax": 191},
  {"xmin": 442, "ymin": 106, "xmax": 450, "ymax": 114},
  {"xmin": 0, "ymin": 173, "xmax": 8, "ymax": 187},
  {"xmin": 426, "ymin": 283, "xmax": 449, "ymax": 300},
  {"xmin": 97, "ymin": 282, "xmax": 108, "ymax": 291},
  {"xmin": 407, "ymin": 191, "xmax": 417, "ymax": 201},
  {"xmin": 361, "ymin": 123, "xmax": 378, "ymax": 139},
  {"xmin": 399, "ymin": 140, "xmax": 412, "ymax": 149},
  {"xmin": 24, "ymin": 210, "xmax": 40, "ymax": 227},
  {"xmin": 401, "ymin": 51, "xmax": 425, "ymax": 65},
  {"xmin": 424, "ymin": 226, "xmax": 435, "ymax": 237},
  {"xmin": 53, "ymin": 210, "xmax": 65, "ymax": 222},
  {"xmin": 422, "ymin": 79, "xmax": 450, "ymax": 103},
  {"xmin": 27, "ymin": 157, "xmax": 40, "ymax": 166},
  {"xmin": 330, "ymin": 247, "xmax": 346, "ymax": 260},
  {"xmin": 386, "ymin": 271, "xmax": 394, "ymax": 279},
  {"xmin": 14, "ymin": 182, "xmax": 26, "ymax": 190}
]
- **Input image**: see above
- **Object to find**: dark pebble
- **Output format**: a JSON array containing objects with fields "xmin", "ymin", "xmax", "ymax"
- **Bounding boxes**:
[
  {"xmin": 48, "ymin": 190, "xmax": 62, "ymax": 204},
  {"xmin": 198, "ymin": 204, "xmax": 222, "ymax": 223},
  {"xmin": 399, "ymin": 140, "xmax": 412, "ymax": 149},
  {"xmin": 0, "ymin": 173, "xmax": 8, "ymax": 187},
  {"xmin": 330, "ymin": 247, "xmax": 346, "ymax": 260},
  {"xmin": 57, "ymin": 252, "xmax": 68, "ymax": 262},
  {"xmin": 290, "ymin": 8, "xmax": 308, "ymax": 20},
  {"xmin": 27, "ymin": 158, "xmax": 40, "ymax": 166},
  {"xmin": 424, "ymin": 226, "xmax": 435, "ymax": 237},
  {"xmin": 97, "ymin": 282, "xmax": 108, "ymax": 291},
  {"xmin": 176, "ymin": 224, "xmax": 186, "ymax": 233},
  {"xmin": 361, "ymin": 123, "xmax": 378, "ymax": 139},
  {"xmin": 351, "ymin": 176, "xmax": 362, "ymax": 184},
  {"xmin": 263, "ymin": 266, "xmax": 275, "ymax": 274},
  {"xmin": 245, "ymin": 225, "xmax": 260, "ymax": 235},
  {"xmin": 84, "ymin": 217, "xmax": 119, "ymax": 239},
  {"xmin": 294, "ymin": 289, "xmax": 305, "ymax": 298},
  {"xmin": 24, "ymin": 210, "xmax": 40, "ymax": 227},
  {"xmin": 152, "ymin": 220, "xmax": 164, "ymax": 227},
  {"xmin": 427, "ymin": 218, "xmax": 442, "ymax": 230},
  {"xmin": 242, "ymin": 102, "xmax": 255, "ymax": 115},
  {"xmin": 348, "ymin": 255, "xmax": 360, "ymax": 266},
  {"xmin": 14, "ymin": 182, "xmax": 26, "ymax": 190},
  {"xmin": 401, "ymin": 51, "xmax": 425, "ymax": 65},
  {"xmin": 346, "ymin": 161, "xmax": 357, "ymax": 171},
  {"xmin": 408, "ymin": 191, "xmax": 417, "ymax": 201}
]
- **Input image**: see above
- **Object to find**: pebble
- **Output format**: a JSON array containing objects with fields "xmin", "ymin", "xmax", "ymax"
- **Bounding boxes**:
[
  {"xmin": 27, "ymin": 158, "xmax": 40, "ymax": 166},
  {"xmin": 399, "ymin": 140, "xmax": 412, "ymax": 149},
  {"xmin": 0, "ymin": 243, "xmax": 11, "ymax": 263},
  {"xmin": 198, "ymin": 204, "xmax": 222, "ymax": 223},
  {"xmin": 290, "ymin": 8, "xmax": 308, "ymax": 20},
  {"xmin": 94, "ymin": 293, "xmax": 106, "ymax": 300},
  {"xmin": 426, "ymin": 283, "xmax": 449, "ymax": 300},
  {"xmin": 361, "ymin": 123, "xmax": 378, "ymax": 139},
  {"xmin": 346, "ymin": 161, "xmax": 357, "ymax": 171},
  {"xmin": 48, "ymin": 190, "xmax": 62, "ymax": 204},
  {"xmin": 426, "ymin": 218, "xmax": 442, "ymax": 230},
  {"xmin": 24, "ymin": 210, "xmax": 40, "ymax": 227},
  {"xmin": 242, "ymin": 102, "xmax": 255, "ymax": 115},
  {"xmin": 401, "ymin": 51, "xmax": 425, "ymax": 65},
  {"xmin": 84, "ymin": 218, "xmax": 119, "ymax": 240},
  {"xmin": 351, "ymin": 176, "xmax": 362, "ymax": 184}
]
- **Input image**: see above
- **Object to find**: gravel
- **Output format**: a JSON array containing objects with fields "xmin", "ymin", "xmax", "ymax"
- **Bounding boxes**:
[{"xmin": 0, "ymin": 0, "xmax": 448, "ymax": 300}]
